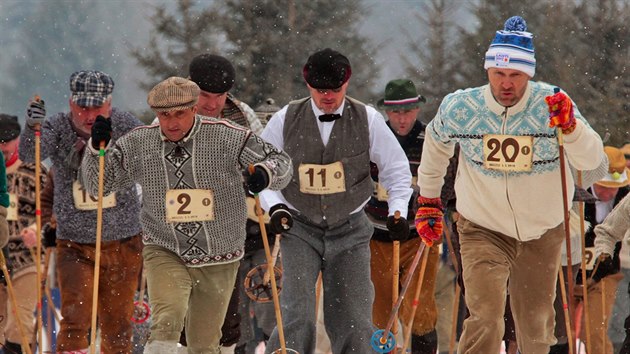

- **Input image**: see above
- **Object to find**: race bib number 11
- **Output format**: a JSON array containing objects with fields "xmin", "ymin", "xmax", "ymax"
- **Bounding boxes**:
[{"xmin": 298, "ymin": 162, "xmax": 346, "ymax": 195}]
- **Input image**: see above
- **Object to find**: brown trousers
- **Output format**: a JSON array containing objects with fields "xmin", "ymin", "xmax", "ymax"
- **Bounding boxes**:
[
  {"xmin": 370, "ymin": 237, "xmax": 440, "ymax": 336},
  {"xmin": 580, "ymin": 272, "xmax": 623, "ymax": 354},
  {"xmin": 56, "ymin": 235, "xmax": 142, "ymax": 353},
  {"xmin": 457, "ymin": 216, "xmax": 564, "ymax": 354}
]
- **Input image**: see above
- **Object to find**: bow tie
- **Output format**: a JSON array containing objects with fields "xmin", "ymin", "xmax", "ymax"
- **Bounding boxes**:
[{"xmin": 318, "ymin": 114, "xmax": 341, "ymax": 122}]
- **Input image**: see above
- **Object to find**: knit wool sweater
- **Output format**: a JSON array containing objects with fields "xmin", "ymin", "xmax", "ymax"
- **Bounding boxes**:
[
  {"xmin": 19, "ymin": 108, "xmax": 143, "ymax": 243},
  {"xmin": 419, "ymin": 81, "xmax": 604, "ymax": 241},
  {"xmin": 81, "ymin": 115, "xmax": 292, "ymax": 267}
]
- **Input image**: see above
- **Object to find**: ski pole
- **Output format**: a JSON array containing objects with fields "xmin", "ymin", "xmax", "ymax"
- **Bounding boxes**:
[
  {"xmin": 552, "ymin": 87, "xmax": 575, "ymax": 316},
  {"xmin": 577, "ymin": 170, "xmax": 592, "ymax": 354},
  {"xmin": 391, "ymin": 211, "xmax": 401, "ymax": 353},
  {"xmin": 400, "ymin": 243, "xmax": 431, "ymax": 354},
  {"xmin": 89, "ymin": 140, "xmax": 107, "ymax": 354},
  {"xmin": 248, "ymin": 165, "xmax": 293, "ymax": 354},
  {"xmin": 443, "ymin": 215, "xmax": 460, "ymax": 354},
  {"xmin": 0, "ymin": 251, "xmax": 32, "ymax": 354},
  {"xmin": 371, "ymin": 240, "xmax": 428, "ymax": 353},
  {"xmin": 558, "ymin": 268, "xmax": 575, "ymax": 354},
  {"xmin": 263, "ymin": 234, "xmax": 282, "ymax": 286},
  {"xmin": 32, "ymin": 95, "xmax": 44, "ymax": 350}
]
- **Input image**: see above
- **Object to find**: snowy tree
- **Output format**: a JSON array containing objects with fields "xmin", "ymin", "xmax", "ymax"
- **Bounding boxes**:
[
  {"xmin": 216, "ymin": 0, "xmax": 380, "ymax": 107},
  {"xmin": 401, "ymin": 0, "xmax": 461, "ymax": 122},
  {"xmin": 129, "ymin": 0, "xmax": 222, "ymax": 90}
]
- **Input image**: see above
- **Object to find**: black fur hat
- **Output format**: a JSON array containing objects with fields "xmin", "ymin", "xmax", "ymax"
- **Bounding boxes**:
[
  {"xmin": 302, "ymin": 48, "xmax": 352, "ymax": 89},
  {"xmin": 189, "ymin": 54, "xmax": 236, "ymax": 93},
  {"xmin": 0, "ymin": 114, "xmax": 20, "ymax": 143}
]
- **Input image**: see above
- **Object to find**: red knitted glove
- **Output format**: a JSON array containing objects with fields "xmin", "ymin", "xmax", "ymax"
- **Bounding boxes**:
[
  {"xmin": 545, "ymin": 90, "xmax": 576, "ymax": 134},
  {"xmin": 414, "ymin": 196, "xmax": 443, "ymax": 246}
]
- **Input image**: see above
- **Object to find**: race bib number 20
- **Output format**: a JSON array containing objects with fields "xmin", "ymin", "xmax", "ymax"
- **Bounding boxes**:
[{"xmin": 483, "ymin": 134, "xmax": 533, "ymax": 172}]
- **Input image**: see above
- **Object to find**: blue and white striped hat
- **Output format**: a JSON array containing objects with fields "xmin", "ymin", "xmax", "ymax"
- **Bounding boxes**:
[{"xmin": 484, "ymin": 16, "xmax": 536, "ymax": 78}]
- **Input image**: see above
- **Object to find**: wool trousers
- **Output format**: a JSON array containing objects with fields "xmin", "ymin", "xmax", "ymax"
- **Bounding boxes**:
[
  {"xmin": 265, "ymin": 211, "xmax": 376, "ymax": 354},
  {"xmin": 143, "ymin": 244, "xmax": 239, "ymax": 354}
]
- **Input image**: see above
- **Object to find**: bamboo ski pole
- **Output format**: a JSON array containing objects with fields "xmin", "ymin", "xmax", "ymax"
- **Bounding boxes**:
[
  {"xmin": 443, "ymin": 216, "xmax": 460, "ymax": 354},
  {"xmin": 249, "ymin": 165, "xmax": 288, "ymax": 354},
  {"xmin": 0, "ymin": 251, "xmax": 32, "ymax": 354},
  {"xmin": 263, "ymin": 234, "xmax": 282, "ymax": 286},
  {"xmin": 89, "ymin": 140, "xmax": 106, "ymax": 354},
  {"xmin": 391, "ymin": 212, "xmax": 401, "ymax": 353},
  {"xmin": 400, "ymin": 244, "xmax": 430, "ymax": 354},
  {"xmin": 558, "ymin": 268, "xmax": 575, "ymax": 354},
  {"xmin": 33, "ymin": 95, "xmax": 44, "ymax": 350}
]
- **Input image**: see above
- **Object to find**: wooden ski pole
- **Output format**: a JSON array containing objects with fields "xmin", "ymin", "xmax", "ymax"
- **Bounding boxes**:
[
  {"xmin": 577, "ymin": 170, "xmax": 592, "ymax": 354},
  {"xmin": 443, "ymin": 216, "xmax": 460, "ymax": 354},
  {"xmin": 0, "ymin": 251, "xmax": 32, "ymax": 354},
  {"xmin": 89, "ymin": 140, "xmax": 106, "ymax": 354},
  {"xmin": 553, "ymin": 87, "xmax": 574, "ymax": 316},
  {"xmin": 400, "ymin": 244, "xmax": 431, "ymax": 354},
  {"xmin": 263, "ymin": 234, "xmax": 282, "ymax": 286},
  {"xmin": 391, "ymin": 211, "xmax": 401, "ymax": 353},
  {"xmin": 375, "ymin": 241, "xmax": 427, "ymax": 350},
  {"xmin": 249, "ymin": 165, "xmax": 288, "ymax": 354},
  {"xmin": 558, "ymin": 268, "xmax": 575, "ymax": 354},
  {"xmin": 33, "ymin": 95, "xmax": 44, "ymax": 351},
  {"xmin": 315, "ymin": 272, "xmax": 322, "ymax": 321}
]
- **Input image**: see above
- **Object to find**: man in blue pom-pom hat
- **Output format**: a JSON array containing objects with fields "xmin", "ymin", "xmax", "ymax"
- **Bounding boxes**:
[{"xmin": 415, "ymin": 16, "xmax": 606, "ymax": 353}]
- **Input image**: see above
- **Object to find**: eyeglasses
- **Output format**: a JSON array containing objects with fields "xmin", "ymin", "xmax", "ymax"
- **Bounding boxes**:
[{"xmin": 316, "ymin": 87, "xmax": 343, "ymax": 94}]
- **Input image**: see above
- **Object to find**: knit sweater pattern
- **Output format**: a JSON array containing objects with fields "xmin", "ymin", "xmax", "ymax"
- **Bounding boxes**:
[
  {"xmin": 81, "ymin": 116, "xmax": 292, "ymax": 267},
  {"xmin": 19, "ymin": 108, "xmax": 143, "ymax": 243}
]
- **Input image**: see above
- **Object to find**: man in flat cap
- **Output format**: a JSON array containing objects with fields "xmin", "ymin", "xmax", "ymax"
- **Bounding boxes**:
[
  {"xmin": 20, "ymin": 70, "xmax": 144, "ymax": 353},
  {"xmin": 187, "ymin": 53, "xmax": 267, "ymax": 354},
  {"xmin": 259, "ymin": 49, "xmax": 413, "ymax": 353},
  {"xmin": 80, "ymin": 76, "xmax": 292, "ymax": 354}
]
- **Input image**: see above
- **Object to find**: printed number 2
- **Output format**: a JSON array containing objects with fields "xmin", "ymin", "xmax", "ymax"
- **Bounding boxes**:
[
  {"xmin": 177, "ymin": 193, "xmax": 191, "ymax": 214},
  {"xmin": 487, "ymin": 137, "xmax": 521, "ymax": 163}
]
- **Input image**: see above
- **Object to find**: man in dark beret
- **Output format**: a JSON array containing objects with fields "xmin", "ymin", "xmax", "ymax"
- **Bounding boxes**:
[
  {"xmin": 188, "ymin": 54, "xmax": 264, "ymax": 134},
  {"xmin": 259, "ymin": 48, "xmax": 413, "ymax": 353}
]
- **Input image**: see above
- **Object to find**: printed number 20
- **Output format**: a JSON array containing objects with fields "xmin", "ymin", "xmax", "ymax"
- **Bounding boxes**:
[{"xmin": 486, "ymin": 137, "xmax": 529, "ymax": 163}]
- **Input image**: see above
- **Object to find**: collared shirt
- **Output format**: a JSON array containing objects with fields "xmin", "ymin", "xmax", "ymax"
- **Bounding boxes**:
[{"xmin": 260, "ymin": 98, "xmax": 413, "ymax": 218}]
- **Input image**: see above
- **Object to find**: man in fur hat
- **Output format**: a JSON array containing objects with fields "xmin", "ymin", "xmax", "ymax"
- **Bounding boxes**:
[{"xmin": 259, "ymin": 49, "xmax": 413, "ymax": 354}]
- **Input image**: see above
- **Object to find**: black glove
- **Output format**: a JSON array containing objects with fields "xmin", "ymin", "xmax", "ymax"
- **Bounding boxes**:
[
  {"xmin": 42, "ymin": 223, "xmax": 57, "ymax": 248},
  {"xmin": 91, "ymin": 115, "xmax": 112, "ymax": 149},
  {"xmin": 268, "ymin": 204, "xmax": 293, "ymax": 234},
  {"xmin": 592, "ymin": 253, "xmax": 615, "ymax": 283},
  {"xmin": 26, "ymin": 98, "xmax": 46, "ymax": 127},
  {"xmin": 387, "ymin": 215, "xmax": 410, "ymax": 242},
  {"xmin": 245, "ymin": 165, "xmax": 270, "ymax": 194}
]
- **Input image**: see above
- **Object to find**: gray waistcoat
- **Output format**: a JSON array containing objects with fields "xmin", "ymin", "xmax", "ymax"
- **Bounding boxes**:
[{"xmin": 282, "ymin": 97, "xmax": 372, "ymax": 226}]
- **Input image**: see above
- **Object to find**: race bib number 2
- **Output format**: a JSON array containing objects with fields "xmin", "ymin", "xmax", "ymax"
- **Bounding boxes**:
[
  {"xmin": 165, "ymin": 189, "xmax": 215, "ymax": 223},
  {"xmin": 298, "ymin": 162, "xmax": 346, "ymax": 195},
  {"xmin": 483, "ymin": 134, "xmax": 533, "ymax": 172}
]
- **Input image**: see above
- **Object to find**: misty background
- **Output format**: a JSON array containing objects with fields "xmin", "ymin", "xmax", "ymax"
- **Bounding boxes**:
[{"xmin": 1, "ymin": 0, "xmax": 627, "ymax": 146}]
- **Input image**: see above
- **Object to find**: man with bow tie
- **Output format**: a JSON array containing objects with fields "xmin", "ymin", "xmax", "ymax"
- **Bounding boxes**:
[{"xmin": 259, "ymin": 48, "xmax": 412, "ymax": 354}]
